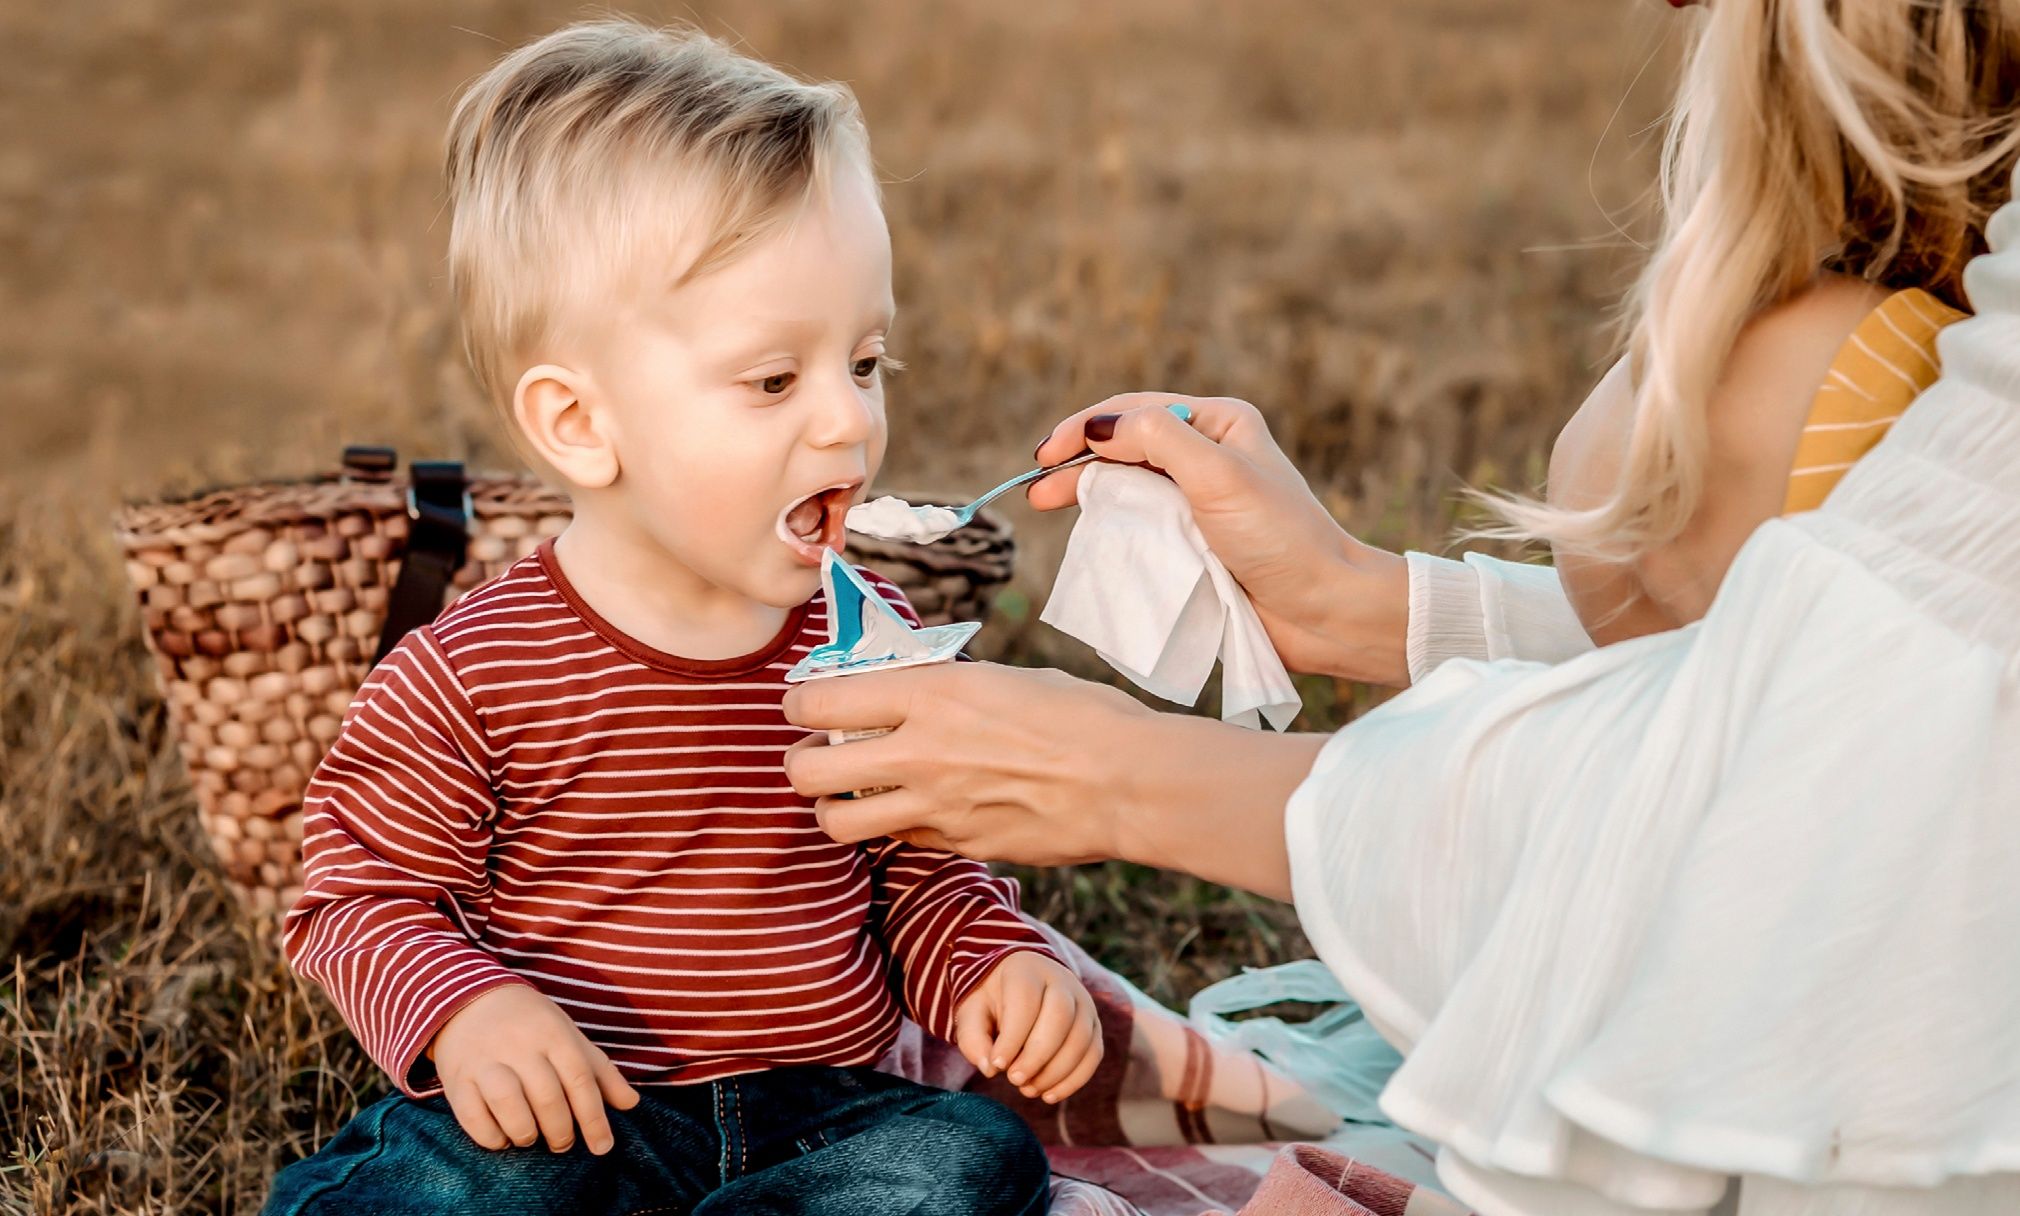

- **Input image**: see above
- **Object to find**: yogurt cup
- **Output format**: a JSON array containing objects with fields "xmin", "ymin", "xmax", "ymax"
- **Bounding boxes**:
[{"xmin": 788, "ymin": 550, "xmax": 979, "ymax": 798}]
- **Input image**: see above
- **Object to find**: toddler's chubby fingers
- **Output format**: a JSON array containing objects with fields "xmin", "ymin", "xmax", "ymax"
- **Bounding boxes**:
[
  {"xmin": 1041, "ymin": 1032, "xmax": 1105, "ymax": 1105},
  {"xmin": 474, "ymin": 1062, "xmax": 540, "ymax": 1149},
  {"xmin": 593, "ymin": 1049, "xmax": 641, "ymax": 1111},
  {"xmin": 445, "ymin": 1078, "xmax": 510, "ymax": 1151},
  {"xmin": 1027, "ymin": 1002, "xmax": 1103, "ymax": 1102},
  {"xmin": 986, "ymin": 969, "xmax": 1045, "ymax": 1077},
  {"xmin": 550, "ymin": 1048, "xmax": 616, "ymax": 1155},
  {"xmin": 953, "ymin": 993, "xmax": 1001, "ymax": 1078},
  {"xmin": 516, "ymin": 1058, "xmax": 581, "ymax": 1152},
  {"xmin": 1006, "ymin": 980, "xmax": 1076, "ymax": 1094}
]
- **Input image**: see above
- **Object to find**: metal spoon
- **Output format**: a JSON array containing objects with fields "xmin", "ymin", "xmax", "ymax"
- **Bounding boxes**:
[
  {"xmin": 949, "ymin": 401, "xmax": 1195, "ymax": 526},
  {"xmin": 847, "ymin": 402, "xmax": 1195, "ymax": 543}
]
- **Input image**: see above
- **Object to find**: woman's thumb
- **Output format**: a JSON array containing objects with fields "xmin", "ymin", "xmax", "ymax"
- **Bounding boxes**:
[{"xmin": 1087, "ymin": 403, "xmax": 1247, "ymax": 499}]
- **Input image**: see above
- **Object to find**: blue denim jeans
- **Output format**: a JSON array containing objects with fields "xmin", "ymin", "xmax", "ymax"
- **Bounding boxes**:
[{"xmin": 262, "ymin": 1066, "xmax": 1049, "ymax": 1216}]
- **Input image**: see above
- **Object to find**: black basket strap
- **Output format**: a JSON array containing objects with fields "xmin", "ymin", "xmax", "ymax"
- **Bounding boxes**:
[{"xmin": 373, "ymin": 459, "xmax": 471, "ymax": 666}]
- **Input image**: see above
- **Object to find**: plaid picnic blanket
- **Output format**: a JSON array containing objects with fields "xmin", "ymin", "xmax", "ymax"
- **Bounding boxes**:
[{"xmin": 877, "ymin": 920, "xmax": 1473, "ymax": 1216}]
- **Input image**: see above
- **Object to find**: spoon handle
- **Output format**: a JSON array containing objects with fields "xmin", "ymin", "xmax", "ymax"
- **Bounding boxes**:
[
  {"xmin": 956, "ymin": 402, "xmax": 1196, "ymax": 522},
  {"xmin": 958, "ymin": 451, "xmax": 1100, "ymax": 521}
]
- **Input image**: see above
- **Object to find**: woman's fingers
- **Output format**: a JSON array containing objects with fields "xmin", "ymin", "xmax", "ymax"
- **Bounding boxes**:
[
  {"xmin": 1027, "ymin": 393, "xmax": 1192, "ymax": 510},
  {"xmin": 1006, "ymin": 980, "xmax": 1076, "ymax": 1092},
  {"xmin": 1030, "ymin": 396, "xmax": 1265, "ymax": 512},
  {"xmin": 1031, "ymin": 394, "xmax": 1142, "ymax": 468},
  {"xmin": 1089, "ymin": 401, "xmax": 1251, "ymax": 497},
  {"xmin": 1023, "ymin": 461, "xmax": 1093, "ymax": 512},
  {"xmin": 445, "ymin": 1078, "xmax": 510, "ymax": 1150},
  {"xmin": 813, "ymin": 789, "xmax": 946, "ymax": 849},
  {"xmin": 474, "ymin": 1063, "xmax": 540, "ymax": 1148},
  {"xmin": 549, "ymin": 1047, "xmax": 614, "ymax": 1155},
  {"xmin": 1027, "ymin": 393, "xmax": 1191, "ymax": 509},
  {"xmin": 781, "ymin": 731, "xmax": 907, "ymax": 805},
  {"xmin": 781, "ymin": 667, "xmax": 921, "ymax": 734},
  {"xmin": 1034, "ymin": 393, "xmax": 1253, "ymax": 467}
]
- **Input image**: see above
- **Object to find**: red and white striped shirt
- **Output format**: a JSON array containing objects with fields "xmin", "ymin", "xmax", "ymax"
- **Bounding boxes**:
[{"xmin": 284, "ymin": 540, "xmax": 1054, "ymax": 1096}]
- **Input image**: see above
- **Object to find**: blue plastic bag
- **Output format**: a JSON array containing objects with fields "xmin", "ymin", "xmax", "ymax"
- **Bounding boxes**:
[{"xmin": 1187, "ymin": 960, "xmax": 1404, "ymax": 1126}]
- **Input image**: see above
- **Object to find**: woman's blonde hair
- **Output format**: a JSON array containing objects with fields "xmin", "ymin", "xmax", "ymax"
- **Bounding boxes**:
[
  {"xmin": 1485, "ymin": 0, "xmax": 2020, "ymax": 558},
  {"xmin": 444, "ymin": 20, "xmax": 870, "ymax": 413}
]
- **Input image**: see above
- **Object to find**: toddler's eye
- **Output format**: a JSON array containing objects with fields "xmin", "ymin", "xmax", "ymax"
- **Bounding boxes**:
[
  {"xmin": 759, "ymin": 372, "xmax": 796, "ymax": 395},
  {"xmin": 851, "ymin": 357, "xmax": 880, "ymax": 381}
]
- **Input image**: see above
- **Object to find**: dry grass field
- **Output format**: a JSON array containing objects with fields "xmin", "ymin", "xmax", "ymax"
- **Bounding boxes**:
[{"xmin": 1, "ymin": 1, "xmax": 1676, "ymax": 1211}]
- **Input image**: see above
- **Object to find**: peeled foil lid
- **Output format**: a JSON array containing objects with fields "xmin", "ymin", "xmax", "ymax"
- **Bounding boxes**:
[{"xmin": 785, "ymin": 549, "xmax": 979, "ymax": 683}]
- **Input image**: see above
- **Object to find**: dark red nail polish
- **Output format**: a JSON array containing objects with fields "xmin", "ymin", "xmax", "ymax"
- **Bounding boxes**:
[{"xmin": 1085, "ymin": 413, "xmax": 1120, "ymax": 443}]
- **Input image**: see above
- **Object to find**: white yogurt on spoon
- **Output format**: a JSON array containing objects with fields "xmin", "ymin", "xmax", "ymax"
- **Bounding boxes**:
[{"xmin": 845, "ymin": 496, "xmax": 964, "ymax": 544}]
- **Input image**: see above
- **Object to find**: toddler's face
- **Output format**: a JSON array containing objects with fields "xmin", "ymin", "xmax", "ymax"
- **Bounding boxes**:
[{"xmin": 582, "ymin": 171, "xmax": 893, "ymax": 608}]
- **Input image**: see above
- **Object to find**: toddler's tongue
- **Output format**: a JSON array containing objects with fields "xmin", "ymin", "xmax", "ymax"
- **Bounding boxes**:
[{"xmin": 786, "ymin": 494, "xmax": 825, "ymax": 541}]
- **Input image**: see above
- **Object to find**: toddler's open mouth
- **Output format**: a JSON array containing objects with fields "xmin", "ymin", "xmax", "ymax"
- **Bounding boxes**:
[{"xmin": 776, "ymin": 480, "xmax": 862, "ymax": 566}]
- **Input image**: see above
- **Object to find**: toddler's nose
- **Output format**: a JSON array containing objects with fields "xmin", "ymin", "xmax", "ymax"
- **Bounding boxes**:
[{"xmin": 807, "ymin": 380, "xmax": 878, "ymax": 449}]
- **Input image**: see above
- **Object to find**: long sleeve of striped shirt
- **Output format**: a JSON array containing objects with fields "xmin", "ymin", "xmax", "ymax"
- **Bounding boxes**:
[
  {"xmin": 866, "ymin": 826, "xmax": 1052, "ymax": 1040},
  {"xmin": 283, "ymin": 629, "xmax": 527, "ymax": 1095},
  {"xmin": 283, "ymin": 541, "xmax": 1059, "ymax": 1097}
]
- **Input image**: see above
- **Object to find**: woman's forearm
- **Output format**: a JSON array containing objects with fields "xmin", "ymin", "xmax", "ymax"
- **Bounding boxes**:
[
  {"xmin": 1109, "ymin": 712, "xmax": 1329, "ymax": 901},
  {"xmin": 1267, "ymin": 540, "xmax": 1413, "ymax": 688}
]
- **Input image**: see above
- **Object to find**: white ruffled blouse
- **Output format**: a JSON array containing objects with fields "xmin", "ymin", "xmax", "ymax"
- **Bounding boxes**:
[{"xmin": 1286, "ymin": 198, "xmax": 2020, "ymax": 1214}]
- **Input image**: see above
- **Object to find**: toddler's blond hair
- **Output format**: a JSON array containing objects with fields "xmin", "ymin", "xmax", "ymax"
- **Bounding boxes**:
[{"xmin": 445, "ymin": 19, "xmax": 871, "ymax": 414}]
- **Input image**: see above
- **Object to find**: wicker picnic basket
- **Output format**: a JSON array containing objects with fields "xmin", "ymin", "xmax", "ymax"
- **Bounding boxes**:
[{"xmin": 115, "ymin": 447, "xmax": 1015, "ymax": 914}]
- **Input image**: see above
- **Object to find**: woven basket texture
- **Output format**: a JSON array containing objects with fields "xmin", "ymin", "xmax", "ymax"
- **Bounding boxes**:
[{"xmin": 115, "ymin": 471, "xmax": 1014, "ymax": 914}]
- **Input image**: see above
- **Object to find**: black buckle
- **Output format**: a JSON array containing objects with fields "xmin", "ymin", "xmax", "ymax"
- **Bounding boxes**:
[
  {"xmin": 341, "ymin": 445, "xmax": 398, "ymax": 483},
  {"xmin": 404, "ymin": 462, "xmax": 473, "ymax": 567}
]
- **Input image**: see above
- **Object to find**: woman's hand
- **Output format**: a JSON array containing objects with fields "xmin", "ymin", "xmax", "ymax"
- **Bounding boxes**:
[
  {"xmin": 787, "ymin": 662, "xmax": 1153, "ymax": 866},
  {"xmin": 783, "ymin": 661, "xmax": 1326, "ymax": 899},
  {"xmin": 1030, "ymin": 393, "xmax": 1412, "ymax": 687}
]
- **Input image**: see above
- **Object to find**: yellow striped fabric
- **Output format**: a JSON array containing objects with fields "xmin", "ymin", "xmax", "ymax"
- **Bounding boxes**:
[{"xmin": 1782, "ymin": 287, "xmax": 1969, "ymax": 514}]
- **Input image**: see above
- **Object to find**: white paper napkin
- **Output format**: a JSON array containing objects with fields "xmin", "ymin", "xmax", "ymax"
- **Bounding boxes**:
[{"xmin": 1041, "ymin": 463, "xmax": 1300, "ymax": 730}]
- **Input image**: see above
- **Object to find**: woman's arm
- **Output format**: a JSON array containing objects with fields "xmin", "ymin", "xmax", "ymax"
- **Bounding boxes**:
[
  {"xmin": 1027, "ymin": 393, "xmax": 1603, "ymax": 685},
  {"xmin": 781, "ymin": 662, "xmax": 1325, "ymax": 901}
]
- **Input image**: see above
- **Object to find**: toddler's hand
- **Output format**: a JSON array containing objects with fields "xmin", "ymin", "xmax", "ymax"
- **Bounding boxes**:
[
  {"xmin": 954, "ymin": 951, "xmax": 1103, "ymax": 1105},
  {"xmin": 428, "ymin": 984, "xmax": 641, "ymax": 1154}
]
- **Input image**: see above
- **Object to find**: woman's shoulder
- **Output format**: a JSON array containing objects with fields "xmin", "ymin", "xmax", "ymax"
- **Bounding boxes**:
[
  {"xmin": 1551, "ymin": 275, "xmax": 1894, "ymax": 641},
  {"xmin": 1689, "ymin": 273, "xmax": 1894, "ymax": 510}
]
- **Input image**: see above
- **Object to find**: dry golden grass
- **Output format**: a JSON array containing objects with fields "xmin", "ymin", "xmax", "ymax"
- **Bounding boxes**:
[{"xmin": 2, "ymin": 1, "xmax": 1675, "ymax": 1210}]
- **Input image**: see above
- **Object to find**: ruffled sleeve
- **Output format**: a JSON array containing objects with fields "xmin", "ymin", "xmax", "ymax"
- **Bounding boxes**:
[{"xmin": 1404, "ymin": 552, "xmax": 1593, "ymax": 684}]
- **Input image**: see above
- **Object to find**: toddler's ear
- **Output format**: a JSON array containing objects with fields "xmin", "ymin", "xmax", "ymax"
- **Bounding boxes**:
[{"xmin": 514, "ymin": 364, "xmax": 619, "ymax": 489}]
